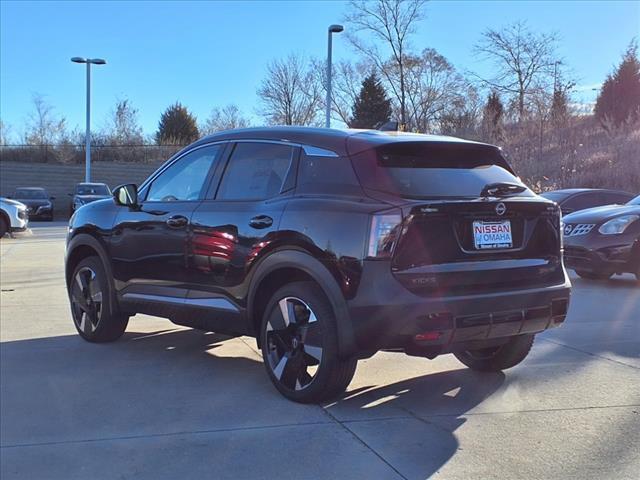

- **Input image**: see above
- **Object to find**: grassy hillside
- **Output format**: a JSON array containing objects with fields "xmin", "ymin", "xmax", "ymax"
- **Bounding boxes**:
[{"xmin": 500, "ymin": 116, "xmax": 639, "ymax": 194}]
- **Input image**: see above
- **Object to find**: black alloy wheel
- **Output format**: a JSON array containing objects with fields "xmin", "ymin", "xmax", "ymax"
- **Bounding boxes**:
[
  {"xmin": 70, "ymin": 266, "xmax": 103, "ymax": 335},
  {"xmin": 264, "ymin": 296, "xmax": 324, "ymax": 392},
  {"xmin": 69, "ymin": 256, "xmax": 128, "ymax": 342},
  {"xmin": 261, "ymin": 282, "xmax": 357, "ymax": 403}
]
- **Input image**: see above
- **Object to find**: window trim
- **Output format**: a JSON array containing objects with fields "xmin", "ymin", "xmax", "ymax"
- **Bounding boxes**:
[
  {"xmin": 139, "ymin": 142, "xmax": 228, "ymax": 204},
  {"xmin": 211, "ymin": 140, "xmax": 300, "ymax": 202}
]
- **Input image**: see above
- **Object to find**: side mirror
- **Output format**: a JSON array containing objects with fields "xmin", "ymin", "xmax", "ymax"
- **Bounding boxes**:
[
  {"xmin": 113, "ymin": 184, "xmax": 139, "ymax": 208},
  {"xmin": 67, "ymin": 193, "xmax": 73, "ymax": 197},
  {"xmin": 7, "ymin": 195, "xmax": 12, "ymax": 199},
  {"xmin": 50, "ymin": 196, "xmax": 56, "ymax": 201}
]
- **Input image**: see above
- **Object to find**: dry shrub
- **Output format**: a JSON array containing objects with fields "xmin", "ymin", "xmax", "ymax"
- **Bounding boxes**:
[{"xmin": 501, "ymin": 116, "xmax": 639, "ymax": 193}]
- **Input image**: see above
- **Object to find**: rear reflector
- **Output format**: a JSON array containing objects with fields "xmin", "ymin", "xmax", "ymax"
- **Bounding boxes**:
[{"xmin": 414, "ymin": 331, "xmax": 441, "ymax": 341}]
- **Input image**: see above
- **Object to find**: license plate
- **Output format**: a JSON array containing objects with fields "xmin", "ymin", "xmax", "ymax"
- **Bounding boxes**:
[{"xmin": 473, "ymin": 220, "xmax": 513, "ymax": 249}]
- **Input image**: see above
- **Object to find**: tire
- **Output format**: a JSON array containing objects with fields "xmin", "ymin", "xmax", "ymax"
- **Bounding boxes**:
[
  {"xmin": 69, "ymin": 256, "xmax": 129, "ymax": 343},
  {"xmin": 575, "ymin": 270, "xmax": 612, "ymax": 280},
  {"xmin": 260, "ymin": 281, "xmax": 357, "ymax": 403},
  {"xmin": 454, "ymin": 334, "xmax": 535, "ymax": 372},
  {"xmin": 0, "ymin": 216, "xmax": 7, "ymax": 238}
]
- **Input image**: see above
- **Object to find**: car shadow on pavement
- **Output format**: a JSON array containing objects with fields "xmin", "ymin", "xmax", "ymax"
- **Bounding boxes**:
[
  {"xmin": 327, "ymin": 367, "xmax": 506, "ymax": 477},
  {"xmin": 1, "ymin": 327, "xmax": 506, "ymax": 479}
]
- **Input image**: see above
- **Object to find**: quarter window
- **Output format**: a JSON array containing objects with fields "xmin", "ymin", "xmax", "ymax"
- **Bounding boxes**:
[
  {"xmin": 217, "ymin": 143, "xmax": 294, "ymax": 200},
  {"xmin": 146, "ymin": 145, "xmax": 220, "ymax": 202}
]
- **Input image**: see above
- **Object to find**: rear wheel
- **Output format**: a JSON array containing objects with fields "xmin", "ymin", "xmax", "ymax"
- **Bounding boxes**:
[
  {"xmin": 454, "ymin": 334, "xmax": 535, "ymax": 372},
  {"xmin": 260, "ymin": 281, "xmax": 357, "ymax": 403},
  {"xmin": 575, "ymin": 270, "xmax": 612, "ymax": 280},
  {"xmin": 69, "ymin": 256, "xmax": 129, "ymax": 342}
]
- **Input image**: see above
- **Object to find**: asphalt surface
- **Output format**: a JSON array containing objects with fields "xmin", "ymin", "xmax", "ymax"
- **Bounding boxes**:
[{"xmin": 1, "ymin": 222, "xmax": 639, "ymax": 480}]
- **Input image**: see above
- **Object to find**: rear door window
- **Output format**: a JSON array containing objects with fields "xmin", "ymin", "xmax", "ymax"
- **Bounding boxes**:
[
  {"xmin": 350, "ymin": 141, "xmax": 530, "ymax": 199},
  {"xmin": 217, "ymin": 142, "xmax": 294, "ymax": 201}
]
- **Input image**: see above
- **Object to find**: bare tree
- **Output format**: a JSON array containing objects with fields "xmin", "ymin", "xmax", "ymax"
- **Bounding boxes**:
[
  {"xmin": 439, "ymin": 83, "xmax": 483, "ymax": 138},
  {"xmin": 0, "ymin": 119, "xmax": 11, "ymax": 145},
  {"xmin": 257, "ymin": 54, "xmax": 323, "ymax": 126},
  {"xmin": 201, "ymin": 104, "xmax": 250, "ymax": 134},
  {"xmin": 103, "ymin": 98, "xmax": 143, "ymax": 145},
  {"xmin": 24, "ymin": 94, "xmax": 67, "ymax": 145},
  {"xmin": 345, "ymin": 0, "xmax": 427, "ymax": 128},
  {"xmin": 473, "ymin": 21, "xmax": 559, "ymax": 121},
  {"xmin": 399, "ymin": 48, "xmax": 466, "ymax": 132}
]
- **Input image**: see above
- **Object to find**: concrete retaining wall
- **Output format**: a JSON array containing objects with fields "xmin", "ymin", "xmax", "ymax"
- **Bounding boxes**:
[{"xmin": 0, "ymin": 161, "xmax": 164, "ymax": 219}]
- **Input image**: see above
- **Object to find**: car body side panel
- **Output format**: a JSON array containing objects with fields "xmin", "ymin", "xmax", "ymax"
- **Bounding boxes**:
[{"xmin": 277, "ymin": 195, "xmax": 384, "ymax": 299}]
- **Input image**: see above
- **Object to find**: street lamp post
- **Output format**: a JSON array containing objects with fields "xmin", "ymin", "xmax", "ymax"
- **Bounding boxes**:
[
  {"xmin": 71, "ymin": 57, "xmax": 106, "ymax": 183},
  {"xmin": 325, "ymin": 24, "xmax": 344, "ymax": 129}
]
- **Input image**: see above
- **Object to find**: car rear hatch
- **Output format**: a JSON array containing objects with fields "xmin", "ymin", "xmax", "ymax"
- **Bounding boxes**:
[
  {"xmin": 348, "ymin": 137, "xmax": 564, "ymax": 296},
  {"xmin": 391, "ymin": 198, "xmax": 563, "ymax": 295}
]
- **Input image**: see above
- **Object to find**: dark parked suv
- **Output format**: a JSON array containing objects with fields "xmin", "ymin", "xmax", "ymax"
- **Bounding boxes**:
[{"xmin": 65, "ymin": 127, "xmax": 571, "ymax": 403}]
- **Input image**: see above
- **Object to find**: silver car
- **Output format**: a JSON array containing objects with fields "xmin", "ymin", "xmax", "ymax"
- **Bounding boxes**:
[{"xmin": 0, "ymin": 197, "xmax": 29, "ymax": 237}]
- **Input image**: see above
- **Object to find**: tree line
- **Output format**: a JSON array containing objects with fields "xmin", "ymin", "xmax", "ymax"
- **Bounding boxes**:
[{"xmin": 1, "ymin": 0, "xmax": 639, "ymax": 148}]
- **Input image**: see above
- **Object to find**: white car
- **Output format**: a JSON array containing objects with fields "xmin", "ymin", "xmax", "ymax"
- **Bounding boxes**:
[{"xmin": 0, "ymin": 197, "xmax": 29, "ymax": 237}]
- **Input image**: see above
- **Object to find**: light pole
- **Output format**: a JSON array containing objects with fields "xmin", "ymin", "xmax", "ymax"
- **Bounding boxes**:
[
  {"xmin": 71, "ymin": 57, "xmax": 106, "ymax": 183},
  {"xmin": 325, "ymin": 24, "xmax": 343, "ymax": 129}
]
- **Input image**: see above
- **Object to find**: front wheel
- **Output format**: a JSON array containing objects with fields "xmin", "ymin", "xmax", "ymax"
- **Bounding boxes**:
[
  {"xmin": 454, "ymin": 334, "xmax": 535, "ymax": 372},
  {"xmin": 0, "ymin": 217, "xmax": 7, "ymax": 238},
  {"xmin": 260, "ymin": 281, "xmax": 357, "ymax": 403},
  {"xmin": 69, "ymin": 256, "xmax": 129, "ymax": 342}
]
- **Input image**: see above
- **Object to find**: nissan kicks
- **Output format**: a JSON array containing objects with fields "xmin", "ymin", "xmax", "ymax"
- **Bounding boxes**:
[{"xmin": 65, "ymin": 127, "xmax": 571, "ymax": 403}]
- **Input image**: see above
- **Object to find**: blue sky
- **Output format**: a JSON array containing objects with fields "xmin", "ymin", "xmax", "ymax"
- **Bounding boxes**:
[{"xmin": 1, "ymin": 0, "xmax": 638, "ymax": 140}]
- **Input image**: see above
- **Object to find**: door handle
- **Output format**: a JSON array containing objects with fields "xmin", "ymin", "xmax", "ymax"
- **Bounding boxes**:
[
  {"xmin": 249, "ymin": 215, "xmax": 273, "ymax": 229},
  {"xmin": 166, "ymin": 215, "xmax": 189, "ymax": 229}
]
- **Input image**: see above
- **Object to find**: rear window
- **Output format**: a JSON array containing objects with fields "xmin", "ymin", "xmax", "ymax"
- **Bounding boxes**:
[{"xmin": 350, "ymin": 142, "xmax": 531, "ymax": 199}]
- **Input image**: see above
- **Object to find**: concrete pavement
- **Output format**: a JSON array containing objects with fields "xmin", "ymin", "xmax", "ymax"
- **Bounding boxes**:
[{"xmin": 1, "ymin": 223, "xmax": 639, "ymax": 479}]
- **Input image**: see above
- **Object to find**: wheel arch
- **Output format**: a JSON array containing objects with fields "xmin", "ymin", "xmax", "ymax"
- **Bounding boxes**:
[
  {"xmin": 66, "ymin": 233, "xmax": 119, "ymax": 317},
  {"xmin": 247, "ymin": 249, "xmax": 357, "ymax": 358}
]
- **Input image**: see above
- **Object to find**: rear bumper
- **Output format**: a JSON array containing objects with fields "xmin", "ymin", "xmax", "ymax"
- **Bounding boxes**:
[{"xmin": 346, "ymin": 261, "xmax": 571, "ymax": 353}]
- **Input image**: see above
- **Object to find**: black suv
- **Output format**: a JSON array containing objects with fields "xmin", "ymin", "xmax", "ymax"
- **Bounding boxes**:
[{"xmin": 65, "ymin": 127, "xmax": 571, "ymax": 403}]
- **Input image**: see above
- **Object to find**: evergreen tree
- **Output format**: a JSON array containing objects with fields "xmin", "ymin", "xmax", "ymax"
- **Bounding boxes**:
[
  {"xmin": 482, "ymin": 91, "xmax": 504, "ymax": 141},
  {"xmin": 550, "ymin": 89, "xmax": 569, "ymax": 124},
  {"xmin": 155, "ymin": 102, "xmax": 199, "ymax": 145},
  {"xmin": 350, "ymin": 72, "xmax": 392, "ymax": 129},
  {"xmin": 595, "ymin": 40, "xmax": 640, "ymax": 127}
]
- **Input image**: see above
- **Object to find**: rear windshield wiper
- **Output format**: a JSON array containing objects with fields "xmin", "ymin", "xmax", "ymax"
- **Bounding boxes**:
[{"xmin": 481, "ymin": 182, "xmax": 526, "ymax": 197}]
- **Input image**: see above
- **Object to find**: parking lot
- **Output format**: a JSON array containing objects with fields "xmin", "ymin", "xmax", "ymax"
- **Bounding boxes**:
[{"xmin": 1, "ymin": 222, "xmax": 638, "ymax": 479}]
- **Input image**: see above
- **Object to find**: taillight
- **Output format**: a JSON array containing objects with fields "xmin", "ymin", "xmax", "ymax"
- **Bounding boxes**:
[{"xmin": 367, "ymin": 212, "xmax": 402, "ymax": 259}]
